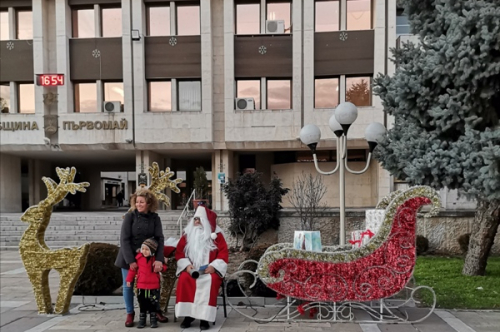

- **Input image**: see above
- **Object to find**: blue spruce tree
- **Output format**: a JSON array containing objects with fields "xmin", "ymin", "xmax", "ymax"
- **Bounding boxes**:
[{"xmin": 373, "ymin": 0, "xmax": 500, "ymax": 276}]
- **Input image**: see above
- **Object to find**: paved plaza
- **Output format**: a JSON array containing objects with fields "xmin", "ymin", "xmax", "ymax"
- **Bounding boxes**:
[{"xmin": 1, "ymin": 250, "xmax": 499, "ymax": 332}]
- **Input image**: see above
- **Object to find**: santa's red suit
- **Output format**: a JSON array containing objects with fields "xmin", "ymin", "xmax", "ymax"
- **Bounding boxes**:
[{"xmin": 175, "ymin": 206, "xmax": 228, "ymax": 322}]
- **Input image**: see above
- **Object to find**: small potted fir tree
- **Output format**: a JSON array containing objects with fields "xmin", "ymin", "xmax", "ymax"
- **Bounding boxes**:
[{"xmin": 193, "ymin": 166, "xmax": 209, "ymax": 208}]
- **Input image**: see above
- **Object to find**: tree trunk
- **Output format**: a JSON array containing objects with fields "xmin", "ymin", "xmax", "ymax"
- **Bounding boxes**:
[{"xmin": 462, "ymin": 199, "xmax": 500, "ymax": 276}]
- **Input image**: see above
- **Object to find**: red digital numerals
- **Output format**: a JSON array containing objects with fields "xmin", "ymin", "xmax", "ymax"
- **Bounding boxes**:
[{"xmin": 37, "ymin": 74, "xmax": 64, "ymax": 86}]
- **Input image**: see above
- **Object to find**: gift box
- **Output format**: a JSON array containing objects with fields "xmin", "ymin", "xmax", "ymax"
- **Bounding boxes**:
[
  {"xmin": 350, "ymin": 229, "xmax": 375, "ymax": 248},
  {"xmin": 365, "ymin": 209, "xmax": 385, "ymax": 235},
  {"xmin": 293, "ymin": 231, "xmax": 322, "ymax": 252}
]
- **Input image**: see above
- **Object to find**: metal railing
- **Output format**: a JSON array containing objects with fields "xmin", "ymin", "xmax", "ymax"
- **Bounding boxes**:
[{"xmin": 176, "ymin": 189, "xmax": 196, "ymax": 236}]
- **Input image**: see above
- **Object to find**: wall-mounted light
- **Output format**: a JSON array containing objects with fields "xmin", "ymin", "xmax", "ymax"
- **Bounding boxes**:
[{"xmin": 131, "ymin": 29, "xmax": 141, "ymax": 41}]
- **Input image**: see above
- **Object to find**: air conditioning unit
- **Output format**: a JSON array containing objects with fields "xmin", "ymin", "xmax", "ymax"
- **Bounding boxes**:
[
  {"xmin": 266, "ymin": 20, "xmax": 285, "ymax": 34},
  {"xmin": 235, "ymin": 97, "xmax": 255, "ymax": 110},
  {"xmin": 103, "ymin": 101, "xmax": 121, "ymax": 113}
]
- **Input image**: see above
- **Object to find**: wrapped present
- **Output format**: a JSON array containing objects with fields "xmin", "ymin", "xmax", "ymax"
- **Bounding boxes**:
[
  {"xmin": 365, "ymin": 209, "xmax": 385, "ymax": 235},
  {"xmin": 293, "ymin": 231, "xmax": 322, "ymax": 252},
  {"xmin": 350, "ymin": 229, "xmax": 375, "ymax": 248}
]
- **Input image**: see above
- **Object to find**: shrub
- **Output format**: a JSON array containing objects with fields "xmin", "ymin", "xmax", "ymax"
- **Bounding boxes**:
[
  {"xmin": 458, "ymin": 233, "xmax": 471, "ymax": 254},
  {"xmin": 416, "ymin": 235, "xmax": 429, "ymax": 255},
  {"xmin": 224, "ymin": 172, "xmax": 289, "ymax": 250},
  {"xmin": 74, "ymin": 243, "xmax": 122, "ymax": 295}
]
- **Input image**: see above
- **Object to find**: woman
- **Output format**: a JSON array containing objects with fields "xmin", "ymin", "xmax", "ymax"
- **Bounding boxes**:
[{"xmin": 115, "ymin": 188, "xmax": 168, "ymax": 327}]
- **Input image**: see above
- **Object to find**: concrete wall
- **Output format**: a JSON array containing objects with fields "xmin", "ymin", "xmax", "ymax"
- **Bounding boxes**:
[
  {"xmin": 0, "ymin": 154, "xmax": 22, "ymax": 212},
  {"xmin": 217, "ymin": 210, "xmax": 500, "ymax": 255},
  {"xmin": 272, "ymin": 161, "xmax": 379, "ymax": 208}
]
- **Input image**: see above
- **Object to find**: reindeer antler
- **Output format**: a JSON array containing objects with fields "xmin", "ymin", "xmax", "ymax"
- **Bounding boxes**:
[
  {"xmin": 40, "ymin": 167, "xmax": 89, "ymax": 208},
  {"xmin": 148, "ymin": 162, "xmax": 183, "ymax": 209}
]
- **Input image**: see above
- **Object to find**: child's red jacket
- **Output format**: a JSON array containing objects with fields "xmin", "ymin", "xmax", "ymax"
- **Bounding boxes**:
[{"xmin": 126, "ymin": 253, "xmax": 167, "ymax": 289}]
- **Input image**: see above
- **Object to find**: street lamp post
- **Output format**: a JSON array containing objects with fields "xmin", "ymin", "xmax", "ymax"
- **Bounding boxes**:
[{"xmin": 299, "ymin": 102, "xmax": 386, "ymax": 246}]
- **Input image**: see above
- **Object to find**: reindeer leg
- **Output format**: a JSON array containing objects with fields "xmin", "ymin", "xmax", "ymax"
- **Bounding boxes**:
[
  {"xmin": 26, "ymin": 269, "xmax": 53, "ymax": 314},
  {"xmin": 54, "ymin": 268, "xmax": 78, "ymax": 314}
]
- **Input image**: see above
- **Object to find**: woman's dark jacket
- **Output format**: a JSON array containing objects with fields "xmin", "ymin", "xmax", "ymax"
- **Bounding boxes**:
[{"xmin": 115, "ymin": 210, "xmax": 165, "ymax": 269}]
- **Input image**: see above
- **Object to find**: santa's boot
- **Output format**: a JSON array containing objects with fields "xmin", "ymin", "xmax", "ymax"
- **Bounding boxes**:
[
  {"xmin": 137, "ymin": 313, "xmax": 147, "ymax": 329},
  {"xmin": 180, "ymin": 317, "xmax": 194, "ymax": 328},
  {"xmin": 200, "ymin": 320, "xmax": 210, "ymax": 330},
  {"xmin": 150, "ymin": 312, "xmax": 158, "ymax": 328}
]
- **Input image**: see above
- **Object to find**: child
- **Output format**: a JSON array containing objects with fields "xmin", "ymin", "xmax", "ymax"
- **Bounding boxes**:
[{"xmin": 127, "ymin": 238, "xmax": 167, "ymax": 329}]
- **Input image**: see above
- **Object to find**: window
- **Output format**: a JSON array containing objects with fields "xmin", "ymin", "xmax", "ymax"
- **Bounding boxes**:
[
  {"xmin": 236, "ymin": 3, "xmax": 259, "ymax": 34},
  {"xmin": 315, "ymin": 0, "xmax": 339, "ymax": 32},
  {"xmin": 101, "ymin": 7, "xmax": 121, "ymax": 37},
  {"xmin": 72, "ymin": 8, "xmax": 94, "ymax": 38},
  {"xmin": 18, "ymin": 84, "xmax": 35, "ymax": 114},
  {"xmin": 315, "ymin": 78, "xmax": 339, "ymax": 108},
  {"xmin": 0, "ymin": 11, "xmax": 9, "ymax": 40},
  {"xmin": 149, "ymin": 81, "xmax": 172, "ymax": 112},
  {"xmin": 1, "ymin": 83, "xmax": 10, "ymax": 113},
  {"xmin": 104, "ymin": 82, "xmax": 124, "ymax": 107},
  {"xmin": 147, "ymin": 6, "xmax": 170, "ymax": 36},
  {"xmin": 267, "ymin": 80, "xmax": 291, "ymax": 110},
  {"xmin": 74, "ymin": 83, "xmax": 97, "ymax": 113},
  {"xmin": 17, "ymin": 10, "xmax": 33, "ymax": 39},
  {"xmin": 236, "ymin": 80, "xmax": 260, "ymax": 109},
  {"xmin": 396, "ymin": 8, "xmax": 410, "ymax": 36},
  {"xmin": 177, "ymin": 5, "xmax": 200, "ymax": 36},
  {"xmin": 347, "ymin": 0, "xmax": 371, "ymax": 30},
  {"xmin": 346, "ymin": 76, "xmax": 371, "ymax": 106},
  {"xmin": 267, "ymin": 2, "xmax": 291, "ymax": 33},
  {"xmin": 178, "ymin": 81, "xmax": 201, "ymax": 111},
  {"xmin": 72, "ymin": 6, "xmax": 121, "ymax": 38}
]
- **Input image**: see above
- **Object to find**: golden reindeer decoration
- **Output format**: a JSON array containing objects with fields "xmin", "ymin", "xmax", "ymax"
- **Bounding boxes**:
[
  {"xmin": 19, "ymin": 167, "xmax": 90, "ymax": 314},
  {"xmin": 129, "ymin": 162, "xmax": 183, "ymax": 211}
]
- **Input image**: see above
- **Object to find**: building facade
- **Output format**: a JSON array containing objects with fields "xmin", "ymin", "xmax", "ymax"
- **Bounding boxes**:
[{"xmin": 0, "ymin": 0, "xmax": 398, "ymax": 213}]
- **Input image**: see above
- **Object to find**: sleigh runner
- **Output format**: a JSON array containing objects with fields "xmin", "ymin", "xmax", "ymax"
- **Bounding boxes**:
[{"xmin": 225, "ymin": 186, "xmax": 441, "ymax": 323}]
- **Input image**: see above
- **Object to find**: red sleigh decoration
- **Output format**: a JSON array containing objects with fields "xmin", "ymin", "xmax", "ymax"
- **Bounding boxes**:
[{"xmin": 256, "ymin": 186, "xmax": 441, "ymax": 303}]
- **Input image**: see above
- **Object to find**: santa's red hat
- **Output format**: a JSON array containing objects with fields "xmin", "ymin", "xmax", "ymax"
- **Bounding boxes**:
[{"xmin": 193, "ymin": 205, "xmax": 218, "ymax": 240}]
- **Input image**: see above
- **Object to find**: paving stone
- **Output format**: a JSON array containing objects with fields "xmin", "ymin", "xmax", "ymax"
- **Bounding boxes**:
[{"xmin": 0, "ymin": 317, "xmax": 52, "ymax": 332}]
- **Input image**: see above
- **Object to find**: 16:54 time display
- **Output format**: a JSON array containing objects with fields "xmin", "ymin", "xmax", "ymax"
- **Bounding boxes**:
[{"xmin": 36, "ymin": 74, "xmax": 64, "ymax": 86}]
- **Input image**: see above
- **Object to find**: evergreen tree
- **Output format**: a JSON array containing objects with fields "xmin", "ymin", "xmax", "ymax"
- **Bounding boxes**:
[
  {"xmin": 373, "ymin": 0, "xmax": 500, "ymax": 276},
  {"xmin": 223, "ymin": 172, "xmax": 289, "ymax": 250}
]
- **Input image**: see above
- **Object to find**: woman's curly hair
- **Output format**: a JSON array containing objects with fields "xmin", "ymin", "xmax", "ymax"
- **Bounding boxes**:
[{"xmin": 130, "ymin": 188, "xmax": 158, "ymax": 213}]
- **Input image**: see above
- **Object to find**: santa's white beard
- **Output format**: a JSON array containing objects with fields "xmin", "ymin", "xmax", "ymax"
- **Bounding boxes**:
[{"xmin": 184, "ymin": 222, "xmax": 216, "ymax": 269}]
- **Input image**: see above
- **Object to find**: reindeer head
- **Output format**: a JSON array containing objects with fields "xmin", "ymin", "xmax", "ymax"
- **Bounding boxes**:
[
  {"xmin": 127, "ymin": 162, "xmax": 183, "ymax": 213},
  {"xmin": 21, "ymin": 167, "xmax": 89, "ymax": 224}
]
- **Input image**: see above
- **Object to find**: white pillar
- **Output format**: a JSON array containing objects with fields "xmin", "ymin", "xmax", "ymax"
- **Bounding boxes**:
[
  {"xmin": 9, "ymin": 82, "xmax": 18, "ymax": 113},
  {"xmin": 131, "ymin": 0, "xmax": 146, "ymax": 119},
  {"xmin": 8, "ymin": 7, "xmax": 16, "ymax": 40},
  {"xmin": 340, "ymin": 0, "xmax": 347, "ymax": 30},
  {"xmin": 223, "ymin": 0, "xmax": 235, "ymax": 129},
  {"xmin": 372, "ymin": 0, "xmax": 386, "ymax": 109},
  {"xmin": 56, "ymin": 0, "xmax": 74, "ymax": 114},
  {"xmin": 122, "ymin": 0, "xmax": 133, "ymax": 115},
  {"xmin": 94, "ymin": 4, "xmax": 101, "ymax": 37},
  {"xmin": 96, "ymin": 79, "xmax": 103, "ymax": 111},
  {"xmin": 260, "ymin": 0, "xmax": 266, "ymax": 33},
  {"xmin": 260, "ymin": 77, "xmax": 266, "ymax": 109},
  {"xmin": 213, "ymin": 150, "xmax": 233, "ymax": 211},
  {"xmin": 201, "ymin": 0, "xmax": 212, "ymax": 124},
  {"xmin": 303, "ymin": 0, "xmax": 314, "ymax": 117},
  {"xmin": 32, "ymin": 0, "xmax": 46, "ymax": 115}
]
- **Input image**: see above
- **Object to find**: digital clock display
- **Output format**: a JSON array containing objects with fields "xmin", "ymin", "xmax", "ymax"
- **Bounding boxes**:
[{"xmin": 36, "ymin": 74, "xmax": 65, "ymax": 86}]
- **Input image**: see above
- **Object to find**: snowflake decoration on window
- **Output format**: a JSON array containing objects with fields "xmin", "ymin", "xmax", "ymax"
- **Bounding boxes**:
[
  {"xmin": 169, "ymin": 37, "xmax": 177, "ymax": 46},
  {"xmin": 339, "ymin": 31, "xmax": 348, "ymax": 41},
  {"xmin": 6, "ymin": 41, "xmax": 14, "ymax": 50},
  {"xmin": 92, "ymin": 49, "xmax": 101, "ymax": 58},
  {"xmin": 258, "ymin": 45, "xmax": 267, "ymax": 55}
]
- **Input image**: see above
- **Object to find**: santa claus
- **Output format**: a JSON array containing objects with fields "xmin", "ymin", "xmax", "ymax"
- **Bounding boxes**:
[{"xmin": 175, "ymin": 205, "xmax": 228, "ymax": 330}]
